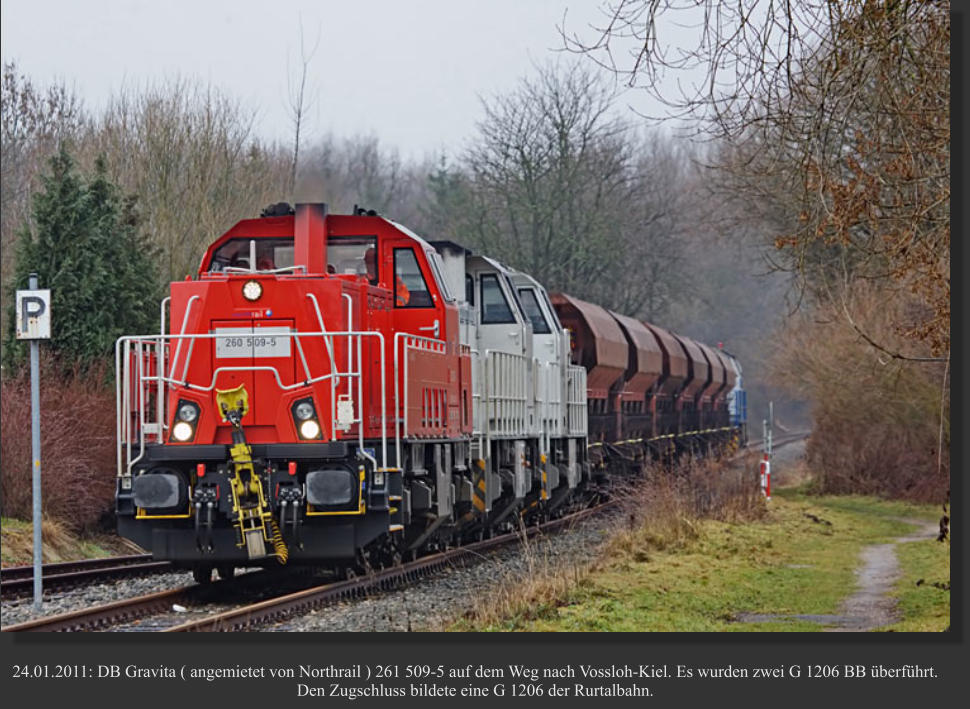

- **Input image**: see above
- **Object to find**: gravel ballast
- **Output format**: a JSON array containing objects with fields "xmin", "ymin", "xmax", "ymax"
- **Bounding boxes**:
[
  {"xmin": 265, "ymin": 518, "xmax": 610, "ymax": 632},
  {"xmin": 1, "ymin": 570, "xmax": 196, "ymax": 627},
  {"xmin": 1, "ymin": 517, "xmax": 611, "ymax": 632}
]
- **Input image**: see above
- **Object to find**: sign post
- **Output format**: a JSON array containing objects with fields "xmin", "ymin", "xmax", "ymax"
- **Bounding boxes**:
[
  {"xmin": 760, "ymin": 402, "xmax": 774, "ymax": 501},
  {"xmin": 16, "ymin": 273, "xmax": 51, "ymax": 611}
]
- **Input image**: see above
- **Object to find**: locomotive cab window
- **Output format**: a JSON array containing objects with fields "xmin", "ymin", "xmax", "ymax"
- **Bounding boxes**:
[
  {"xmin": 540, "ymin": 288, "xmax": 562, "ymax": 330},
  {"xmin": 393, "ymin": 248, "xmax": 433, "ymax": 308},
  {"xmin": 427, "ymin": 250, "xmax": 455, "ymax": 302},
  {"xmin": 480, "ymin": 274, "xmax": 515, "ymax": 324},
  {"xmin": 327, "ymin": 236, "xmax": 378, "ymax": 284},
  {"xmin": 518, "ymin": 288, "xmax": 552, "ymax": 334},
  {"xmin": 208, "ymin": 238, "xmax": 294, "ymax": 272}
]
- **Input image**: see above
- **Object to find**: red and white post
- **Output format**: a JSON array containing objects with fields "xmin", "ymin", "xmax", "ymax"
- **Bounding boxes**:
[
  {"xmin": 760, "ymin": 402, "xmax": 773, "ymax": 500},
  {"xmin": 760, "ymin": 454, "xmax": 771, "ymax": 500}
]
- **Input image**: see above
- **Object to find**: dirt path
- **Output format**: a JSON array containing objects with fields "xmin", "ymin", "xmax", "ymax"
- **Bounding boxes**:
[
  {"xmin": 736, "ymin": 517, "xmax": 938, "ymax": 631},
  {"xmin": 825, "ymin": 517, "xmax": 938, "ymax": 632}
]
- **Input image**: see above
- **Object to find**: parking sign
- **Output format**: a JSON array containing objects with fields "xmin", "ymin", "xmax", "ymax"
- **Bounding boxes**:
[{"xmin": 15, "ymin": 289, "xmax": 51, "ymax": 340}]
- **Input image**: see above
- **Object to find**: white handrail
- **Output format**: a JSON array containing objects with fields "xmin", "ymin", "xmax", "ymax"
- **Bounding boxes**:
[
  {"xmin": 159, "ymin": 298, "xmax": 170, "ymax": 431},
  {"xmin": 305, "ymin": 293, "xmax": 340, "ymax": 386},
  {"xmin": 167, "ymin": 295, "xmax": 200, "ymax": 381},
  {"xmin": 392, "ymin": 331, "xmax": 448, "ymax": 464},
  {"xmin": 342, "ymin": 293, "xmax": 354, "ymax": 399},
  {"xmin": 115, "ymin": 338, "xmax": 123, "ymax": 479},
  {"xmin": 117, "ymin": 329, "xmax": 389, "ymax": 476}
]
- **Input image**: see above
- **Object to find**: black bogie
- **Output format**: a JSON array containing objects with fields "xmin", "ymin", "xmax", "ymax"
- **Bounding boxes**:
[{"xmin": 118, "ymin": 426, "xmax": 738, "ymax": 573}]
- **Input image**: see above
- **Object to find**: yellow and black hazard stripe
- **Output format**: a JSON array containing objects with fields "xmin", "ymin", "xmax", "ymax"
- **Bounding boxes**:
[{"xmin": 472, "ymin": 458, "xmax": 487, "ymax": 513}]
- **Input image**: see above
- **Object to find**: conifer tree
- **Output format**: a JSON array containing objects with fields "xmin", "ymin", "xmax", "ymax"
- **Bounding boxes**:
[{"xmin": 4, "ymin": 144, "xmax": 160, "ymax": 369}]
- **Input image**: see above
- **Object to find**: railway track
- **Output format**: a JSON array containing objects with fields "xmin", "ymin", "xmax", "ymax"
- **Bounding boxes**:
[
  {"xmin": 2, "ymin": 503, "xmax": 611, "ymax": 633},
  {"xmin": 1, "ymin": 554, "xmax": 174, "ymax": 597},
  {"xmin": 746, "ymin": 430, "xmax": 810, "ymax": 451},
  {"xmin": 3, "ymin": 433, "xmax": 809, "ymax": 632}
]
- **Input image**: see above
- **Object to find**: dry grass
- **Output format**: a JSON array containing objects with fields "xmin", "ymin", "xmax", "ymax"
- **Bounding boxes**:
[
  {"xmin": 2, "ymin": 516, "xmax": 85, "ymax": 565},
  {"xmin": 451, "ymin": 454, "xmax": 767, "ymax": 629},
  {"xmin": 605, "ymin": 456, "xmax": 766, "ymax": 563},
  {"xmin": 1, "ymin": 515, "xmax": 137, "ymax": 566},
  {"xmin": 771, "ymin": 456, "xmax": 814, "ymax": 489}
]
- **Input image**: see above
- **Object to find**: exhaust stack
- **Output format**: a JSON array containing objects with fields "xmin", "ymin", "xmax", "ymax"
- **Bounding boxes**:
[{"xmin": 294, "ymin": 202, "xmax": 328, "ymax": 274}]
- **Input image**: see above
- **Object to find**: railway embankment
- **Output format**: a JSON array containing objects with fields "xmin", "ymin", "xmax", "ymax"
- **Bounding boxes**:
[
  {"xmin": 453, "ymin": 450, "xmax": 949, "ymax": 632},
  {"xmin": 0, "ymin": 516, "xmax": 129, "ymax": 568}
]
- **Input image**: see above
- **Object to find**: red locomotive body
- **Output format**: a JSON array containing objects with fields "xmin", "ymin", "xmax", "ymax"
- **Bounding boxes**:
[{"xmin": 117, "ymin": 203, "xmax": 472, "ymax": 577}]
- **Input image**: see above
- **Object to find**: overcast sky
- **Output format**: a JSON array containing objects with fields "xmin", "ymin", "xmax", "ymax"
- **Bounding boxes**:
[{"xmin": 1, "ymin": 0, "xmax": 672, "ymax": 161}]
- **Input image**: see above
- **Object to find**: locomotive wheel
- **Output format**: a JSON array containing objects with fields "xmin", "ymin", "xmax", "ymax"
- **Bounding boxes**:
[
  {"xmin": 377, "ymin": 543, "xmax": 403, "ymax": 569},
  {"xmin": 357, "ymin": 550, "xmax": 375, "ymax": 576},
  {"xmin": 192, "ymin": 566, "xmax": 213, "ymax": 584},
  {"xmin": 216, "ymin": 564, "xmax": 235, "ymax": 581}
]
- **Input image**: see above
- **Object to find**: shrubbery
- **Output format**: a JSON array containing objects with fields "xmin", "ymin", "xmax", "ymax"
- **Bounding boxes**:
[
  {"xmin": 0, "ymin": 355, "xmax": 116, "ymax": 532},
  {"xmin": 771, "ymin": 285, "xmax": 948, "ymax": 502}
]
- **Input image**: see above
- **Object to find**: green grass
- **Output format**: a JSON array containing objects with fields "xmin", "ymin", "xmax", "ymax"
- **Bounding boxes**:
[
  {"xmin": 886, "ymin": 536, "xmax": 950, "ymax": 632},
  {"xmin": 780, "ymin": 488, "xmax": 940, "ymax": 523},
  {"xmin": 455, "ymin": 490, "xmax": 948, "ymax": 632}
]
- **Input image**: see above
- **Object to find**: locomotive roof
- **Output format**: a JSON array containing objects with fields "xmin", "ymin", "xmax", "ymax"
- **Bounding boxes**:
[{"xmin": 428, "ymin": 239, "xmax": 472, "ymax": 255}]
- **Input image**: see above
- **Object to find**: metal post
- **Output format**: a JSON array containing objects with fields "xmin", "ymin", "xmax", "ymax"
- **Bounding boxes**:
[
  {"xmin": 29, "ymin": 272, "xmax": 43, "ymax": 611},
  {"xmin": 767, "ymin": 400, "xmax": 774, "ymax": 457}
]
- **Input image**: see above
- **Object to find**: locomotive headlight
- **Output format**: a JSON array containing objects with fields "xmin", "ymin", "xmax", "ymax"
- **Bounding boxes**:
[
  {"xmin": 172, "ymin": 421, "xmax": 194, "ymax": 442},
  {"xmin": 171, "ymin": 400, "xmax": 200, "ymax": 442},
  {"xmin": 300, "ymin": 420, "xmax": 321, "ymax": 439},
  {"xmin": 292, "ymin": 397, "xmax": 321, "ymax": 439},
  {"xmin": 242, "ymin": 280, "xmax": 262, "ymax": 301}
]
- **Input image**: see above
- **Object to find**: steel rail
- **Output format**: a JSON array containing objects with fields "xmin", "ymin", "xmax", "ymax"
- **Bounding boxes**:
[
  {"xmin": 745, "ymin": 431, "xmax": 810, "ymax": 451},
  {"xmin": 2, "ymin": 503, "xmax": 611, "ymax": 633},
  {"xmin": 2, "ymin": 553, "xmax": 152, "ymax": 581},
  {"xmin": 1, "ymin": 555, "xmax": 174, "ymax": 596},
  {"xmin": 1, "ymin": 561, "xmax": 173, "ymax": 596},
  {"xmin": 0, "ymin": 569, "xmax": 287, "ymax": 633},
  {"xmin": 163, "ymin": 502, "xmax": 612, "ymax": 632},
  {"xmin": 2, "ymin": 587, "xmax": 192, "ymax": 632}
]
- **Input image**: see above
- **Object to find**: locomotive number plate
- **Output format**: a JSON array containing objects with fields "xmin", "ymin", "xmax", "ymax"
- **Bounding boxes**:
[{"xmin": 214, "ymin": 327, "xmax": 291, "ymax": 358}]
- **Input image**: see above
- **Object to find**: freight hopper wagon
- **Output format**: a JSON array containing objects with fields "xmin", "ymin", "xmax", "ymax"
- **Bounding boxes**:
[
  {"xmin": 549, "ymin": 293, "xmax": 742, "ymax": 468},
  {"xmin": 115, "ymin": 204, "xmax": 589, "ymax": 581}
]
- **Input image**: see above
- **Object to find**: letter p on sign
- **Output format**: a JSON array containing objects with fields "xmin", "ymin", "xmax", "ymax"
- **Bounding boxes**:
[{"xmin": 16, "ymin": 289, "xmax": 51, "ymax": 340}]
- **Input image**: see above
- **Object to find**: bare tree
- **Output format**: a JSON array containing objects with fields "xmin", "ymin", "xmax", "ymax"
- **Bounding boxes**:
[
  {"xmin": 564, "ymin": 1, "xmax": 950, "ymax": 355},
  {"xmin": 297, "ymin": 132, "xmax": 430, "ymax": 225},
  {"xmin": 428, "ymin": 62, "xmax": 691, "ymax": 320},
  {"xmin": 565, "ymin": 1, "xmax": 950, "ymax": 503},
  {"xmin": 1, "ymin": 62, "xmax": 86, "ymax": 288},
  {"xmin": 287, "ymin": 20, "xmax": 321, "ymax": 196},
  {"xmin": 88, "ymin": 78, "xmax": 290, "ymax": 281},
  {"xmin": 0, "ymin": 63, "xmax": 86, "ymax": 356}
]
